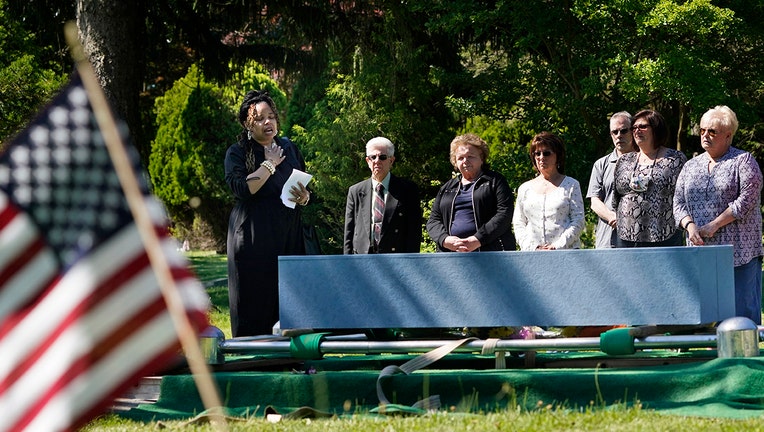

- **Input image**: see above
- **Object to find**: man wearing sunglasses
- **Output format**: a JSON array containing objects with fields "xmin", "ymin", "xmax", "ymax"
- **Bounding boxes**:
[
  {"xmin": 344, "ymin": 137, "xmax": 422, "ymax": 254},
  {"xmin": 587, "ymin": 111, "xmax": 636, "ymax": 248}
]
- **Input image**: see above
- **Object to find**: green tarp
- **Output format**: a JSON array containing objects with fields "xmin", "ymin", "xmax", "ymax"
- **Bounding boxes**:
[{"xmin": 119, "ymin": 351, "xmax": 764, "ymax": 421}]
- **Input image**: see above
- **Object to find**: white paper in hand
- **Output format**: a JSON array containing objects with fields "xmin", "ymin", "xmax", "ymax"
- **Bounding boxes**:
[{"xmin": 281, "ymin": 169, "xmax": 313, "ymax": 208}]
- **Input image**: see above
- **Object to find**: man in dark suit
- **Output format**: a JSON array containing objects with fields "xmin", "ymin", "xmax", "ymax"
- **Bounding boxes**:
[{"xmin": 344, "ymin": 137, "xmax": 422, "ymax": 254}]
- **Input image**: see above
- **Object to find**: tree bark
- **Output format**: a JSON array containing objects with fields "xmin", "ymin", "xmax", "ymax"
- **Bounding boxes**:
[{"xmin": 76, "ymin": 0, "xmax": 146, "ymax": 160}]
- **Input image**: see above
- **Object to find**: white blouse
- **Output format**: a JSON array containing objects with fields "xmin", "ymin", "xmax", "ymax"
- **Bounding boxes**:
[{"xmin": 513, "ymin": 175, "xmax": 585, "ymax": 251}]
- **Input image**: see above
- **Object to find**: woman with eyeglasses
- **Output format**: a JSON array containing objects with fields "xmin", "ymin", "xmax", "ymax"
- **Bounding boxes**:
[
  {"xmin": 512, "ymin": 132, "xmax": 585, "ymax": 250},
  {"xmin": 673, "ymin": 106, "xmax": 762, "ymax": 323},
  {"xmin": 427, "ymin": 133, "xmax": 516, "ymax": 252},
  {"xmin": 612, "ymin": 109, "xmax": 686, "ymax": 247},
  {"xmin": 224, "ymin": 90, "xmax": 310, "ymax": 337}
]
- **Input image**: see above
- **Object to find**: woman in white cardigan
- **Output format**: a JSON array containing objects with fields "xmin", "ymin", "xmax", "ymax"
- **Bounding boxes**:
[{"xmin": 513, "ymin": 132, "xmax": 585, "ymax": 250}]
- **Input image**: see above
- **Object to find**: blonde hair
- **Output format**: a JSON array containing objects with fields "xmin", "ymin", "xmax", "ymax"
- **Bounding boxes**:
[
  {"xmin": 449, "ymin": 133, "xmax": 489, "ymax": 168},
  {"xmin": 701, "ymin": 105, "xmax": 738, "ymax": 136}
]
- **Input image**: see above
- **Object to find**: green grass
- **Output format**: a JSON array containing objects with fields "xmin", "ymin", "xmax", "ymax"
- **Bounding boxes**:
[
  {"xmin": 81, "ymin": 251, "xmax": 764, "ymax": 431},
  {"xmin": 187, "ymin": 250, "xmax": 228, "ymax": 283},
  {"xmin": 187, "ymin": 250, "xmax": 232, "ymax": 339},
  {"xmin": 83, "ymin": 406, "xmax": 764, "ymax": 431}
]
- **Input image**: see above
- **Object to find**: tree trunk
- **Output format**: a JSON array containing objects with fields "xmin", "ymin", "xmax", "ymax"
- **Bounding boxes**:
[
  {"xmin": 75, "ymin": 0, "xmax": 146, "ymax": 161},
  {"xmin": 676, "ymin": 103, "xmax": 688, "ymax": 153}
]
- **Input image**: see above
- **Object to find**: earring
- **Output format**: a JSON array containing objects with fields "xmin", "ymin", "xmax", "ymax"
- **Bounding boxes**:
[{"xmin": 247, "ymin": 130, "xmax": 252, "ymax": 140}]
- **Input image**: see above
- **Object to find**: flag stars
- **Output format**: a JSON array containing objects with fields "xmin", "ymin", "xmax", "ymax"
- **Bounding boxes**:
[
  {"xmin": 14, "ymin": 186, "xmax": 32, "ymax": 206},
  {"xmin": 93, "ymin": 147, "xmax": 110, "ymax": 165},
  {"xmin": 73, "ymin": 146, "xmax": 90, "ymax": 164},
  {"xmin": 12, "ymin": 165, "xmax": 32, "ymax": 186},
  {"xmin": 10, "ymin": 146, "xmax": 31, "ymax": 168},
  {"xmin": 53, "ymin": 148, "xmax": 71, "ymax": 165},
  {"xmin": 0, "ymin": 78, "xmax": 139, "ymax": 270},
  {"xmin": 49, "ymin": 106, "xmax": 70, "ymax": 127},
  {"xmin": 72, "ymin": 128, "xmax": 92, "ymax": 147},
  {"xmin": 33, "ymin": 184, "xmax": 52, "ymax": 204},
  {"xmin": 35, "ymin": 206, "xmax": 52, "ymax": 225},
  {"xmin": 67, "ymin": 85, "xmax": 88, "ymax": 106},
  {"xmin": 80, "ymin": 207, "xmax": 98, "ymax": 227},
  {"xmin": 53, "ymin": 166, "xmax": 69, "ymax": 184},
  {"xmin": 29, "ymin": 126, "xmax": 50, "ymax": 147},
  {"xmin": 52, "ymin": 206, "xmax": 68, "ymax": 225},
  {"xmin": 101, "ymin": 209, "xmax": 119, "ymax": 231},
  {"xmin": 70, "ymin": 107, "xmax": 90, "ymax": 126},
  {"xmin": 33, "ymin": 147, "xmax": 51, "ymax": 167},
  {"xmin": 48, "ymin": 226, "xmax": 64, "ymax": 246},
  {"xmin": 77, "ymin": 232, "xmax": 95, "ymax": 252}
]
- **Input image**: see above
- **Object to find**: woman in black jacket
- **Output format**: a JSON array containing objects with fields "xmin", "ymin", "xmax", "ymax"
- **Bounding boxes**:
[{"xmin": 426, "ymin": 133, "xmax": 516, "ymax": 252}]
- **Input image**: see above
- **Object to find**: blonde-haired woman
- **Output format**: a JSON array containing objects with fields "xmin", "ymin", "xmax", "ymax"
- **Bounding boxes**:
[{"xmin": 427, "ymin": 133, "xmax": 516, "ymax": 252}]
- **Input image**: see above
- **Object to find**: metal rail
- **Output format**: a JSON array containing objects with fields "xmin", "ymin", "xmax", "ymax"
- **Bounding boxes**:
[{"xmin": 219, "ymin": 333, "xmax": 724, "ymax": 355}]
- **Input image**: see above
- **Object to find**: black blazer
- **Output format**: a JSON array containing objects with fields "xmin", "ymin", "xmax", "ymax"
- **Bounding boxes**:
[{"xmin": 344, "ymin": 175, "xmax": 422, "ymax": 254}]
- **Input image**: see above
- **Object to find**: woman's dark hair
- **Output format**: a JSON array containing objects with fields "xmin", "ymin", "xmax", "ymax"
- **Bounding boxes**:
[
  {"xmin": 238, "ymin": 90, "xmax": 280, "ymax": 128},
  {"xmin": 530, "ymin": 131, "xmax": 566, "ymax": 174},
  {"xmin": 633, "ymin": 109, "xmax": 668, "ymax": 149}
]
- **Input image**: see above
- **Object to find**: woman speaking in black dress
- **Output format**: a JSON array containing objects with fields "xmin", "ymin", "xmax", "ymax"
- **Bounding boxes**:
[{"xmin": 224, "ymin": 90, "xmax": 310, "ymax": 337}]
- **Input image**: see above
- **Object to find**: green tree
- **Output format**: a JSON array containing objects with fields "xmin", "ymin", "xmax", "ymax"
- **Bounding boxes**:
[
  {"xmin": 149, "ymin": 61, "xmax": 287, "ymax": 251},
  {"xmin": 291, "ymin": 3, "xmax": 460, "ymax": 253},
  {"xmin": 149, "ymin": 64, "xmax": 238, "ymax": 251},
  {"xmin": 421, "ymin": 0, "xmax": 764, "ymax": 198},
  {"xmin": 9, "ymin": 0, "xmax": 764, "ymax": 251},
  {"xmin": 0, "ymin": 0, "xmax": 67, "ymax": 144}
]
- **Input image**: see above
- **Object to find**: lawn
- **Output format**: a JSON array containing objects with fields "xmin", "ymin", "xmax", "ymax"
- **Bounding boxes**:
[
  {"xmin": 186, "ymin": 251, "xmax": 232, "ymax": 338},
  {"xmin": 81, "ymin": 251, "xmax": 764, "ymax": 431}
]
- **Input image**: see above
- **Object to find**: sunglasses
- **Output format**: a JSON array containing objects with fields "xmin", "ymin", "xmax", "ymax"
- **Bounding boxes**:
[
  {"xmin": 632, "ymin": 124, "xmax": 650, "ymax": 131},
  {"xmin": 611, "ymin": 128, "xmax": 630, "ymax": 136},
  {"xmin": 699, "ymin": 128, "xmax": 717, "ymax": 138},
  {"xmin": 533, "ymin": 150, "xmax": 553, "ymax": 157},
  {"xmin": 367, "ymin": 154, "xmax": 389, "ymax": 161}
]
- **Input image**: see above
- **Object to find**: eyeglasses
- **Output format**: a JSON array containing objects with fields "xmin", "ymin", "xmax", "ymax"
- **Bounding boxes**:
[
  {"xmin": 699, "ymin": 128, "xmax": 717, "ymax": 138},
  {"xmin": 533, "ymin": 150, "xmax": 553, "ymax": 157},
  {"xmin": 367, "ymin": 154, "xmax": 389, "ymax": 161},
  {"xmin": 611, "ymin": 128, "xmax": 630, "ymax": 136},
  {"xmin": 632, "ymin": 124, "xmax": 650, "ymax": 131}
]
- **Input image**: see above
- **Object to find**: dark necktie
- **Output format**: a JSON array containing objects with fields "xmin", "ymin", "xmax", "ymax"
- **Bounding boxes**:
[{"xmin": 373, "ymin": 183, "xmax": 385, "ymax": 247}]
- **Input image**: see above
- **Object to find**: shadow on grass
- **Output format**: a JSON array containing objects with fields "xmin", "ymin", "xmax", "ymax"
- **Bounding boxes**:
[
  {"xmin": 186, "ymin": 251, "xmax": 227, "ymax": 284},
  {"xmin": 185, "ymin": 251, "xmax": 231, "ymax": 335}
]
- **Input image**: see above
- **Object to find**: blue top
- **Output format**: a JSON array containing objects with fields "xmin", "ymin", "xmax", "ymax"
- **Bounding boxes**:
[{"xmin": 450, "ymin": 181, "xmax": 477, "ymax": 238}]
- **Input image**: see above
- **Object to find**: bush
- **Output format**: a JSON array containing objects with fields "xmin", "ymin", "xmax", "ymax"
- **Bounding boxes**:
[{"xmin": 149, "ymin": 65, "xmax": 238, "ymax": 252}]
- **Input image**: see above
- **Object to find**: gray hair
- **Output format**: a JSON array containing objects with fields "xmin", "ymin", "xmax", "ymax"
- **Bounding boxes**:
[
  {"xmin": 366, "ymin": 137, "xmax": 395, "ymax": 156},
  {"xmin": 701, "ymin": 105, "xmax": 738, "ymax": 136},
  {"xmin": 610, "ymin": 111, "xmax": 633, "ymax": 126}
]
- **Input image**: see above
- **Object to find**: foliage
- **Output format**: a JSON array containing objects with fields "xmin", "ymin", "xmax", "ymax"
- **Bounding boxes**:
[
  {"xmin": 0, "ymin": 0, "xmax": 67, "ymax": 145},
  {"xmin": 291, "ymin": 4, "xmax": 460, "ymax": 253},
  {"xmin": 421, "ymin": 0, "xmax": 764, "ymax": 196},
  {"xmin": 459, "ymin": 116, "xmax": 536, "ymax": 191},
  {"xmin": 219, "ymin": 60, "xmax": 287, "ymax": 116},
  {"xmin": 6, "ymin": 0, "xmax": 764, "ymax": 251},
  {"xmin": 149, "ymin": 61, "xmax": 288, "ymax": 251},
  {"xmin": 149, "ymin": 65, "xmax": 239, "ymax": 252}
]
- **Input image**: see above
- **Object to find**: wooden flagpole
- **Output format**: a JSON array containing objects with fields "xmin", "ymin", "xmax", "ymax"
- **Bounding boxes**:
[{"xmin": 63, "ymin": 22, "xmax": 227, "ymax": 430}]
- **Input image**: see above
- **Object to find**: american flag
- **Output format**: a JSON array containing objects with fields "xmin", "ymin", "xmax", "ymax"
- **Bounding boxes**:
[{"xmin": 0, "ymin": 72, "xmax": 210, "ymax": 431}]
